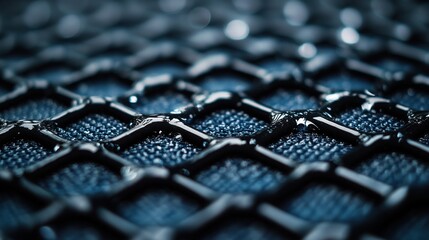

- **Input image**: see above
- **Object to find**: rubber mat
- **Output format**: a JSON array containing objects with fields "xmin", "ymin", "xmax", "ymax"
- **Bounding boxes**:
[{"xmin": 1, "ymin": 0, "xmax": 429, "ymax": 239}]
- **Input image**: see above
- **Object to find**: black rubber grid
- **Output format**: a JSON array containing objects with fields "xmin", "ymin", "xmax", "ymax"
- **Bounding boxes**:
[{"xmin": 1, "ymin": 0, "xmax": 429, "ymax": 239}]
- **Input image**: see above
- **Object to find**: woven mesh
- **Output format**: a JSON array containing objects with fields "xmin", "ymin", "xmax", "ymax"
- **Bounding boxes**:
[
  {"xmin": 195, "ymin": 157, "xmax": 286, "ymax": 194},
  {"xmin": 23, "ymin": 65, "xmax": 75, "ymax": 83},
  {"xmin": 355, "ymin": 152, "xmax": 429, "ymax": 187},
  {"xmin": 259, "ymin": 89, "xmax": 319, "ymax": 111},
  {"xmin": 140, "ymin": 62, "xmax": 186, "ymax": 77},
  {"xmin": 318, "ymin": 73, "xmax": 375, "ymax": 92},
  {"xmin": 54, "ymin": 114, "xmax": 128, "ymax": 142},
  {"xmin": 202, "ymin": 218, "xmax": 284, "ymax": 240},
  {"xmin": 0, "ymin": 139, "xmax": 53, "ymax": 170},
  {"xmin": 268, "ymin": 131, "xmax": 353, "ymax": 164},
  {"xmin": 191, "ymin": 109, "xmax": 267, "ymax": 138},
  {"xmin": 36, "ymin": 161, "xmax": 120, "ymax": 196},
  {"xmin": 198, "ymin": 74, "xmax": 252, "ymax": 93},
  {"xmin": 42, "ymin": 220, "xmax": 120, "ymax": 240},
  {"xmin": 388, "ymin": 88, "xmax": 429, "ymax": 111},
  {"xmin": 115, "ymin": 187, "xmax": 201, "ymax": 227},
  {"xmin": 0, "ymin": 98, "xmax": 67, "ymax": 121},
  {"xmin": 68, "ymin": 77, "xmax": 130, "ymax": 98},
  {"xmin": 335, "ymin": 109, "xmax": 405, "ymax": 134},
  {"xmin": 121, "ymin": 133, "xmax": 201, "ymax": 167},
  {"xmin": 283, "ymin": 183, "xmax": 374, "ymax": 223}
]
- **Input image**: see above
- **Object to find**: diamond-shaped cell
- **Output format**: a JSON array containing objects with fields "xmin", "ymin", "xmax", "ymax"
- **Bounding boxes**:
[
  {"xmin": 190, "ymin": 109, "xmax": 268, "ymax": 138},
  {"xmin": 121, "ymin": 133, "xmax": 201, "ymax": 167},
  {"xmin": 36, "ymin": 161, "xmax": 121, "ymax": 196},
  {"xmin": 0, "ymin": 97, "xmax": 68, "ymax": 121},
  {"xmin": 198, "ymin": 74, "xmax": 253, "ymax": 92},
  {"xmin": 268, "ymin": 131, "xmax": 353, "ymax": 164},
  {"xmin": 125, "ymin": 91, "xmax": 191, "ymax": 115},
  {"xmin": 202, "ymin": 46, "xmax": 246, "ymax": 58},
  {"xmin": 388, "ymin": 88, "xmax": 429, "ymax": 111},
  {"xmin": 317, "ymin": 73, "xmax": 375, "ymax": 92},
  {"xmin": 43, "ymin": 219, "xmax": 123, "ymax": 240},
  {"xmin": 54, "ymin": 114, "xmax": 129, "ymax": 142},
  {"xmin": 372, "ymin": 57, "xmax": 416, "ymax": 73},
  {"xmin": 0, "ymin": 138, "xmax": 53, "ymax": 171},
  {"xmin": 21, "ymin": 63, "xmax": 77, "ymax": 83},
  {"xmin": 282, "ymin": 183, "xmax": 374, "ymax": 223},
  {"xmin": 114, "ymin": 187, "xmax": 201, "ymax": 227},
  {"xmin": 195, "ymin": 157, "xmax": 286, "ymax": 194},
  {"xmin": 202, "ymin": 218, "xmax": 284, "ymax": 240},
  {"xmin": 317, "ymin": 46, "xmax": 337, "ymax": 56},
  {"xmin": 91, "ymin": 49, "xmax": 131, "ymax": 62},
  {"xmin": 139, "ymin": 61, "xmax": 187, "ymax": 77},
  {"xmin": 258, "ymin": 89, "xmax": 319, "ymax": 111},
  {"xmin": 384, "ymin": 208, "xmax": 429, "ymax": 240},
  {"xmin": 67, "ymin": 74, "xmax": 132, "ymax": 98},
  {"xmin": 0, "ymin": 188, "xmax": 44, "ymax": 230},
  {"xmin": 335, "ymin": 108, "xmax": 405, "ymax": 134},
  {"xmin": 257, "ymin": 58, "xmax": 297, "ymax": 76},
  {"xmin": 354, "ymin": 152, "xmax": 429, "ymax": 187}
]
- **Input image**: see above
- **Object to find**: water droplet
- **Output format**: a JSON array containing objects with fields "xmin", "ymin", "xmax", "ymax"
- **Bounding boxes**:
[
  {"xmin": 175, "ymin": 133, "xmax": 183, "ymax": 140},
  {"xmin": 340, "ymin": 27, "xmax": 359, "ymax": 44},
  {"xmin": 225, "ymin": 19, "xmax": 249, "ymax": 40},
  {"xmin": 153, "ymin": 158, "xmax": 163, "ymax": 165},
  {"xmin": 298, "ymin": 43, "xmax": 317, "ymax": 58},
  {"xmin": 129, "ymin": 95, "xmax": 138, "ymax": 103}
]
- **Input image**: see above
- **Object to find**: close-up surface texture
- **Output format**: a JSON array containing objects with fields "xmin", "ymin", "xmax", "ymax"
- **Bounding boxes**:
[{"xmin": 1, "ymin": 0, "xmax": 429, "ymax": 239}]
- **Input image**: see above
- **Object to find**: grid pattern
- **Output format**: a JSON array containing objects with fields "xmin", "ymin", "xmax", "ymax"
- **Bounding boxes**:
[{"xmin": 1, "ymin": 0, "xmax": 429, "ymax": 239}]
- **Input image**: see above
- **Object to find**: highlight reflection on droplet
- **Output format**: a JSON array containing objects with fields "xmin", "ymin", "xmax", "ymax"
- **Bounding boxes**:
[
  {"xmin": 298, "ymin": 43, "xmax": 317, "ymax": 58},
  {"xmin": 129, "ymin": 96, "xmax": 138, "ymax": 104},
  {"xmin": 225, "ymin": 20, "xmax": 249, "ymax": 40},
  {"xmin": 340, "ymin": 27, "xmax": 360, "ymax": 44}
]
